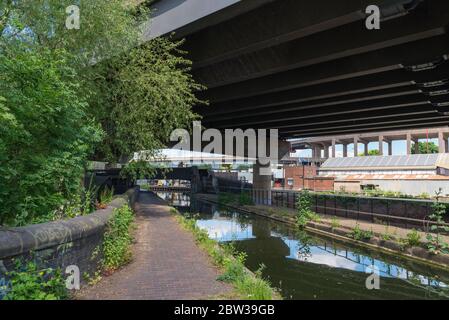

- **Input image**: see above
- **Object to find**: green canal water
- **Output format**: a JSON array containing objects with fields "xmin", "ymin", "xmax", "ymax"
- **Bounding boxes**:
[{"xmin": 157, "ymin": 192, "xmax": 449, "ymax": 300}]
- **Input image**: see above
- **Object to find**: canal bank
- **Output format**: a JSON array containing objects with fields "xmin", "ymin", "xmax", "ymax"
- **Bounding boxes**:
[{"xmin": 193, "ymin": 193, "xmax": 449, "ymax": 271}]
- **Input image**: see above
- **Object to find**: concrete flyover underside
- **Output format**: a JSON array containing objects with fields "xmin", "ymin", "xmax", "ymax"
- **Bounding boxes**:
[{"xmin": 149, "ymin": 0, "xmax": 449, "ymax": 139}]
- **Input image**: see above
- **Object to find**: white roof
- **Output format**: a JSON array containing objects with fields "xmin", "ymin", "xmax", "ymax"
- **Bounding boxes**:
[{"xmin": 320, "ymin": 154, "xmax": 449, "ymax": 170}]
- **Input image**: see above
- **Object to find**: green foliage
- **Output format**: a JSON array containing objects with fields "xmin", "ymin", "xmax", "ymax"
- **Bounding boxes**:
[
  {"xmin": 238, "ymin": 192, "xmax": 254, "ymax": 206},
  {"xmin": 196, "ymin": 164, "xmax": 212, "ymax": 170},
  {"xmin": 0, "ymin": 1, "xmax": 202, "ymax": 225},
  {"xmin": 404, "ymin": 229, "xmax": 422, "ymax": 247},
  {"xmin": 120, "ymin": 160, "xmax": 159, "ymax": 181},
  {"xmin": 93, "ymin": 37, "xmax": 204, "ymax": 162},
  {"xmin": 218, "ymin": 192, "xmax": 238, "ymax": 206},
  {"xmin": 296, "ymin": 190, "xmax": 319, "ymax": 228},
  {"xmin": 330, "ymin": 217, "xmax": 341, "ymax": 229},
  {"xmin": 358, "ymin": 149, "xmax": 380, "ymax": 156},
  {"xmin": 380, "ymin": 226, "xmax": 395, "ymax": 241},
  {"xmin": 176, "ymin": 214, "xmax": 276, "ymax": 300},
  {"xmin": 347, "ymin": 224, "xmax": 373, "ymax": 241},
  {"xmin": 102, "ymin": 205, "xmax": 135, "ymax": 272},
  {"xmin": 2, "ymin": 261, "xmax": 67, "ymax": 300},
  {"xmin": 0, "ymin": 47, "xmax": 102, "ymax": 226},
  {"xmin": 411, "ymin": 141, "xmax": 438, "ymax": 154},
  {"xmin": 237, "ymin": 164, "xmax": 251, "ymax": 171},
  {"xmin": 426, "ymin": 189, "xmax": 449, "ymax": 254},
  {"xmin": 99, "ymin": 186, "xmax": 114, "ymax": 206}
]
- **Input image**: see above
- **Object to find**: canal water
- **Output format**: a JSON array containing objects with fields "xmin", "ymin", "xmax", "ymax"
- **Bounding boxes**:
[{"xmin": 157, "ymin": 192, "xmax": 449, "ymax": 300}]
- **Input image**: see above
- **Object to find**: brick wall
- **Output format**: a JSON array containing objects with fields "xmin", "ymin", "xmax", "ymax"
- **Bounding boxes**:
[
  {"xmin": 284, "ymin": 165, "xmax": 333, "ymax": 191},
  {"xmin": 0, "ymin": 188, "xmax": 139, "ymax": 287}
]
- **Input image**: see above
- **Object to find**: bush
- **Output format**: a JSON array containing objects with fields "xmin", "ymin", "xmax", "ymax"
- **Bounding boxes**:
[
  {"xmin": 2, "ymin": 262, "xmax": 67, "ymax": 300},
  {"xmin": 0, "ymin": 47, "xmax": 102, "ymax": 226},
  {"xmin": 296, "ymin": 190, "xmax": 319, "ymax": 228},
  {"xmin": 348, "ymin": 224, "xmax": 373, "ymax": 241},
  {"xmin": 404, "ymin": 229, "xmax": 421, "ymax": 247},
  {"xmin": 102, "ymin": 205, "xmax": 135, "ymax": 272}
]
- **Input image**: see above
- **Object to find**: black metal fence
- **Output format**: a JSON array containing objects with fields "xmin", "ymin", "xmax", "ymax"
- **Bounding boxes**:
[{"xmin": 216, "ymin": 184, "xmax": 449, "ymax": 231}]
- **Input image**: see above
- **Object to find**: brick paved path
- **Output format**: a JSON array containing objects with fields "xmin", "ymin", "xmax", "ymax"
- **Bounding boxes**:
[{"xmin": 78, "ymin": 192, "xmax": 232, "ymax": 300}]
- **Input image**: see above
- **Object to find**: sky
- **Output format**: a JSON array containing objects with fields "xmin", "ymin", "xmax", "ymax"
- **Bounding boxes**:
[{"xmin": 295, "ymin": 138, "xmax": 439, "ymax": 158}]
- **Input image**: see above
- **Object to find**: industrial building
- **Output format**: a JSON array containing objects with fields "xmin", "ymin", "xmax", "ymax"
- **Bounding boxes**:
[{"xmin": 318, "ymin": 153, "xmax": 449, "ymax": 195}]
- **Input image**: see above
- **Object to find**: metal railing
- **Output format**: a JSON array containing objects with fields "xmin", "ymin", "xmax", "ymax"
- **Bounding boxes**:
[{"xmin": 214, "ymin": 185, "xmax": 449, "ymax": 231}]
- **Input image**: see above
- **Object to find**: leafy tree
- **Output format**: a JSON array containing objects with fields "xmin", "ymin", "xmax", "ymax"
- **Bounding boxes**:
[
  {"xmin": 411, "ymin": 141, "xmax": 439, "ymax": 154},
  {"xmin": 0, "ymin": 47, "xmax": 103, "ymax": 226},
  {"xmin": 358, "ymin": 149, "xmax": 380, "ymax": 156},
  {"xmin": 0, "ymin": 1, "xmax": 202, "ymax": 224},
  {"xmin": 92, "ymin": 37, "xmax": 203, "ymax": 163}
]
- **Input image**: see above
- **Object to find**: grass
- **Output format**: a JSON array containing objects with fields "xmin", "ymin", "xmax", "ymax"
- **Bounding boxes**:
[
  {"xmin": 174, "ymin": 210, "xmax": 278, "ymax": 300},
  {"xmin": 347, "ymin": 224, "xmax": 374, "ymax": 241},
  {"xmin": 102, "ymin": 205, "xmax": 135, "ymax": 273},
  {"xmin": 399, "ymin": 229, "xmax": 422, "ymax": 248},
  {"xmin": 330, "ymin": 217, "xmax": 340, "ymax": 229}
]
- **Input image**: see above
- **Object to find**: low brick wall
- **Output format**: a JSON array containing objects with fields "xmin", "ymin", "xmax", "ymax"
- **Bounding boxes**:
[{"xmin": 0, "ymin": 188, "xmax": 139, "ymax": 282}]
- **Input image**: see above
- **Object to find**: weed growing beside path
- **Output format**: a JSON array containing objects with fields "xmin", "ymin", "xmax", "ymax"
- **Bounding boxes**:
[
  {"xmin": 102, "ymin": 205, "xmax": 135, "ymax": 272},
  {"xmin": 173, "ymin": 210, "xmax": 278, "ymax": 300}
]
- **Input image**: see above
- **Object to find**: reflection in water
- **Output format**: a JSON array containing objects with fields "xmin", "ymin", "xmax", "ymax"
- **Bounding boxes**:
[
  {"xmin": 156, "ymin": 192, "xmax": 190, "ymax": 208},
  {"xmin": 166, "ymin": 194, "xmax": 449, "ymax": 299}
]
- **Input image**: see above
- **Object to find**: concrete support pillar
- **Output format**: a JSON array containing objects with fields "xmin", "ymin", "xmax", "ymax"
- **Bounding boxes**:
[
  {"xmin": 406, "ymin": 133, "xmax": 412, "ymax": 155},
  {"xmin": 378, "ymin": 136, "xmax": 384, "ymax": 155},
  {"xmin": 323, "ymin": 145, "xmax": 329, "ymax": 158},
  {"xmin": 353, "ymin": 137, "xmax": 359, "ymax": 157},
  {"xmin": 439, "ymin": 131, "xmax": 446, "ymax": 153},
  {"xmin": 311, "ymin": 145, "xmax": 319, "ymax": 158},
  {"xmin": 388, "ymin": 141, "xmax": 393, "ymax": 155},
  {"xmin": 331, "ymin": 139, "xmax": 336, "ymax": 158},
  {"xmin": 343, "ymin": 144, "xmax": 348, "ymax": 157},
  {"xmin": 253, "ymin": 162, "xmax": 272, "ymax": 205},
  {"xmin": 364, "ymin": 143, "xmax": 369, "ymax": 156}
]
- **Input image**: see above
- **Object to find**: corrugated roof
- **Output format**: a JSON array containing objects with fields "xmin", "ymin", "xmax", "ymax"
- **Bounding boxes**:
[{"xmin": 320, "ymin": 154, "xmax": 449, "ymax": 170}]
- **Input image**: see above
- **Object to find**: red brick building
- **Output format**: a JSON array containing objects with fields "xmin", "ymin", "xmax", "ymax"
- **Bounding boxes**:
[{"xmin": 284, "ymin": 165, "xmax": 334, "ymax": 191}]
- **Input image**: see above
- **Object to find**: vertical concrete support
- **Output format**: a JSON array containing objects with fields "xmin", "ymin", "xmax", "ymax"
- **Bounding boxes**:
[
  {"xmin": 388, "ymin": 141, "xmax": 393, "ymax": 155},
  {"xmin": 364, "ymin": 143, "xmax": 369, "ymax": 156},
  {"xmin": 331, "ymin": 139, "xmax": 336, "ymax": 158},
  {"xmin": 312, "ymin": 145, "xmax": 321, "ymax": 158},
  {"xmin": 439, "ymin": 131, "xmax": 446, "ymax": 153},
  {"xmin": 406, "ymin": 133, "xmax": 412, "ymax": 155},
  {"xmin": 378, "ymin": 136, "xmax": 384, "ymax": 155},
  {"xmin": 353, "ymin": 137, "xmax": 359, "ymax": 157},
  {"xmin": 323, "ymin": 145, "xmax": 329, "ymax": 158},
  {"xmin": 343, "ymin": 144, "xmax": 348, "ymax": 157},
  {"xmin": 253, "ymin": 162, "xmax": 271, "ymax": 205}
]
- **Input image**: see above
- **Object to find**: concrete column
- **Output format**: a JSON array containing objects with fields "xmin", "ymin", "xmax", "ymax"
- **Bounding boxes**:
[
  {"xmin": 406, "ymin": 133, "xmax": 412, "ymax": 155},
  {"xmin": 353, "ymin": 137, "xmax": 359, "ymax": 157},
  {"xmin": 414, "ymin": 140, "xmax": 419, "ymax": 154},
  {"xmin": 323, "ymin": 145, "xmax": 329, "ymax": 158},
  {"xmin": 253, "ymin": 162, "xmax": 272, "ymax": 205},
  {"xmin": 343, "ymin": 144, "xmax": 348, "ymax": 157},
  {"xmin": 438, "ymin": 131, "xmax": 446, "ymax": 153},
  {"xmin": 378, "ymin": 136, "xmax": 384, "ymax": 155},
  {"xmin": 364, "ymin": 143, "xmax": 369, "ymax": 156},
  {"xmin": 331, "ymin": 139, "xmax": 336, "ymax": 158},
  {"xmin": 388, "ymin": 141, "xmax": 393, "ymax": 155}
]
